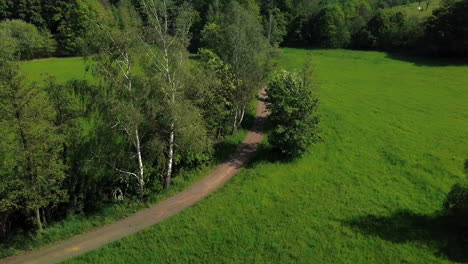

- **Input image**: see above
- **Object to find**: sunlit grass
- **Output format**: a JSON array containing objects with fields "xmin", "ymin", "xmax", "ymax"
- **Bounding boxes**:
[{"xmin": 20, "ymin": 57, "xmax": 91, "ymax": 84}]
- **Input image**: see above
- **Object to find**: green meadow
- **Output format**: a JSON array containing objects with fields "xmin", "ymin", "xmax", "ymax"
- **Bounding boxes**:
[
  {"xmin": 57, "ymin": 48, "xmax": 468, "ymax": 263},
  {"xmin": 20, "ymin": 57, "xmax": 90, "ymax": 84}
]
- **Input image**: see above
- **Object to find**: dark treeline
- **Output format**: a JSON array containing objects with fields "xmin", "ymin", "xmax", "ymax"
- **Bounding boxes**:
[{"xmin": 1, "ymin": 0, "xmax": 467, "ymax": 58}]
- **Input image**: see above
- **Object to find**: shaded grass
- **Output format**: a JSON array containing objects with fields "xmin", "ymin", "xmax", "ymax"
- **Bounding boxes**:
[{"xmin": 64, "ymin": 48, "xmax": 468, "ymax": 263}]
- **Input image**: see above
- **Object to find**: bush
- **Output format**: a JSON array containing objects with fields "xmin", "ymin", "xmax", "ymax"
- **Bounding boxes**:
[
  {"xmin": 423, "ymin": 0, "xmax": 468, "ymax": 56},
  {"xmin": 263, "ymin": 68, "xmax": 320, "ymax": 159},
  {"xmin": 0, "ymin": 19, "xmax": 56, "ymax": 60}
]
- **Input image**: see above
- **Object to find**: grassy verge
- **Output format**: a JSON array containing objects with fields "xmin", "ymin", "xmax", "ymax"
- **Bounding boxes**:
[{"xmin": 64, "ymin": 48, "xmax": 467, "ymax": 263}]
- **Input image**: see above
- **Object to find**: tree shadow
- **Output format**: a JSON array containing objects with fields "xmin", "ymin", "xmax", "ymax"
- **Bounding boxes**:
[
  {"xmin": 345, "ymin": 209, "xmax": 468, "ymax": 262},
  {"xmin": 385, "ymin": 52, "xmax": 468, "ymax": 67},
  {"xmin": 214, "ymin": 140, "xmax": 244, "ymax": 164},
  {"xmin": 244, "ymin": 142, "xmax": 286, "ymax": 168}
]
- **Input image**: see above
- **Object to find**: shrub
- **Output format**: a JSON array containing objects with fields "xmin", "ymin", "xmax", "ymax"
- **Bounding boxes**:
[
  {"xmin": 423, "ymin": 0, "xmax": 468, "ymax": 56},
  {"xmin": 263, "ymin": 68, "xmax": 320, "ymax": 159},
  {"xmin": 0, "ymin": 19, "xmax": 56, "ymax": 60}
]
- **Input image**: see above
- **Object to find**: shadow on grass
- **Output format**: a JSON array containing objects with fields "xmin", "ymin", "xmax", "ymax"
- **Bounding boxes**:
[
  {"xmin": 245, "ymin": 142, "xmax": 287, "ymax": 168},
  {"xmin": 385, "ymin": 52, "xmax": 468, "ymax": 67},
  {"xmin": 345, "ymin": 210, "xmax": 468, "ymax": 263}
]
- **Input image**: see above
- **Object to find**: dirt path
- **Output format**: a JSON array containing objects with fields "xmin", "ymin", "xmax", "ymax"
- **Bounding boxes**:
[{"xmin": 1, "ymin": 98, "xmax": 267, "ymax": 264}]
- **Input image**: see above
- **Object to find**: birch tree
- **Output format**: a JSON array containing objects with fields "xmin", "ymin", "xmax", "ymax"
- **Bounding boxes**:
[
  {"xmin": 141, "ymin": 0, "xmax": 202, "ymax": 189},
  {"xmin": 88, "ymin": 18, "xmax": 149, "ymax": 196},
  {"xmin": 201, "ymin": 1, "xmax": 270, "ymax": 133}
]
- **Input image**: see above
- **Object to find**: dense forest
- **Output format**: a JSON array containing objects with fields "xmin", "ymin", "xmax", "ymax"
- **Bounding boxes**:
[
  {"xmin": 0, "ymin": 0, "xmax": 467, "ymax": 244},
  {"xmin": 1, "ymin": 0, "xmax": 467, "ymax": 57}
]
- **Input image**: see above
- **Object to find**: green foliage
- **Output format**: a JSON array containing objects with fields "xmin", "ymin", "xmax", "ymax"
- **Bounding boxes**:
[
  {"xmin": 201, "ymin": 0, "xmax": 270, "ymax": 132},
  {"xmin": 351, "ymin": 10, "xmax": 423, "ymax": 50},
  {"xmin": 315, "ymin": 4, "xmax": 350, "ymax": 48},
  {"xmin": 264, "ymin": 69, "xmax": 320, "ymax": 158},
  {"xmin": 0, "ymin": 56, "xmax": 66, "ymax": 232},
  {"xmin": 0, "ymin": 19, "xmax": 56, "ymax": 59},
  {"xmin": 263, "ymin": 7, "xmax": 288, "ymax": 47},
  {"xmin": 423, "ymin": 0, "xmax": 468, "ymax": 56},
  {"xmin": 0, "ymin": 0, "xmax": 104, "ymax": 56},
  {"xmin": 189, "ymin": 48, "xmax": 238, "ymax": 139}
]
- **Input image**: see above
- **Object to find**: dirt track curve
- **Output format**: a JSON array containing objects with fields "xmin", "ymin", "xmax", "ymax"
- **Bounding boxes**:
[{"xmin": 0, "ymin": 97, "xmax": 267, "ymax": 264}]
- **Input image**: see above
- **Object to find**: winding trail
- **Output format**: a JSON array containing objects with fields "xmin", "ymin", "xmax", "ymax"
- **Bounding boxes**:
[{"xmin": 1, "ymin": 97, "xmax": 267, "ymax": 264}]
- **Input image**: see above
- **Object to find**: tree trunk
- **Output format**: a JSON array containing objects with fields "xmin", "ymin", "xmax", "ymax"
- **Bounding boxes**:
[
  {"xmin": 41, "ymin": 208, "xmax": 47, "ymax": 227},
  {"xmin": 232, "ymin": 108, "xmax": 238, "ymax": 135},
  {"xmin": 35, "ymin": 208, "xmax": 43, "ymax": 232},
  {"xmin": 1, "ymin": 213, "xmax": 9, "ymax": 237},
  {"xmin": 135, "ymin": 129, "xmax": 144, "ymax": 195},
  {"xmin": 164, "ymin": 125, "xmax": 174, "ymax": 189},
  {"xmin": 237, "ymin": 105, "xmax": 246, "ymax": 128}
]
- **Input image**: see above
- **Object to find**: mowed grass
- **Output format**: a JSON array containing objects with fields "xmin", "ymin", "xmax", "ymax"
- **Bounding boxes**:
[
  {"xmin": 20, "ymin": 57, "xmax": 90, "ymax": 84},
  {"xmin": 63, "ymin": 48, "xmax": 468, "ymax": 263}
]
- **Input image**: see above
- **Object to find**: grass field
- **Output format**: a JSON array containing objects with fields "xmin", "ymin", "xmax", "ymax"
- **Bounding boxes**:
[
  {"xmin": 20, "ymin": 57, "xmax": 90, "ymax": 84},
  {"xmin": 58, "ymin": 48, "xmax": 468, "ymax": 263},
  {"xmin": 386, "ymin": 0, "xmax": 441, "ymax": 19}
]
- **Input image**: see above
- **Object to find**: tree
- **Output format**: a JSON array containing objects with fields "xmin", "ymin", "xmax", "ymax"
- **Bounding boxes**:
[
  {"xmin": 0, "ymin": 53, "xmax": 66, "ymax": 231},
  {"xmin": 424, "ymin": 0, "xmax": 468, "ymax": 56},
  {"xmin": 263, "ymin": 6, "xmax": 288, "ymax": 46},
  {"xmin": 189, "ymin": 48, "xmax": 238, "ymax": 140},
  {"xmin": 141, "ymin": 0, "xmax": 211, "ymax": 189},
  {"xmin": 0, "ymin": 28, "xmax": 22, "ymax": 236},
  {"xmin": 0, "ymin": 19, "xmax": 56, "ymax": 59},
  {"xmin": 86, "ymin": 11, "xmax": 151, "ymax": 196},
  {"xmin": 314, "ymin": 4, "xmax": 350, "ymax": 48},
  {"xmin": 201, "ymin": 0, "xmax": 270, "ymax": 133},
  {"xmin": 0, "ymin": 0, "xmax": 102, "ymax": 56},
  {"xmin": 263, "ymin": 65, "xmax": 320, "ymax": 158}
]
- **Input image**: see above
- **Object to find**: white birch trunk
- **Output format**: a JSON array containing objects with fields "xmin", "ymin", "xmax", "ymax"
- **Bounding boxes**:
[
  {"xmin": 35, "ymin": 208, "xmax": 43, "ymax": 232},
  {"xmin": 165, "ymin": 125, "xmax": 174, "ymax": 189},
  {"xmin": 237, "ymin": 105, "xmax": 246, "ymax": 128},
  {"xmin": 135, "ymin": 128, "xmax": 144, "ymax": 194},
  {"xmin": 232, "ymin": 107, "xmax": 238, "ymax": 134}
]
